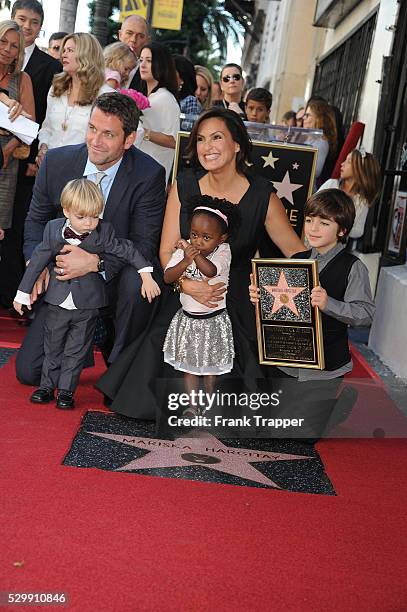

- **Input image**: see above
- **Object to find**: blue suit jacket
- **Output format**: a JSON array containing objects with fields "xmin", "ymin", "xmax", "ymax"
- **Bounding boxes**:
[{"xmin": 24, "ymin": 143, "xmax": 166, "ymax": 281}]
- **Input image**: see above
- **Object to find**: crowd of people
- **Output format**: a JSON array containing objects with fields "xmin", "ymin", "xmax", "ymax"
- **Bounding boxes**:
[{"xmin": 0, "ymin": 0, "xmax": 381, "ymax": 432}]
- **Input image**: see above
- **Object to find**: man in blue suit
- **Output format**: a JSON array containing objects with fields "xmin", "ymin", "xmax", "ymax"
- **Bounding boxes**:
[{"xmin": 16, "ymin": 92, "xmax": 166, "ymax": 386}]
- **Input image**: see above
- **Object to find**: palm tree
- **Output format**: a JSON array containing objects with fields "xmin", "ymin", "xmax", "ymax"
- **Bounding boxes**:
[
  {"xmin": 92, "ymin": 0, "xmax": 112, "ymax": 47},
  {"xmin": 59, "ymin": 0, "xmax": 79, "ymax": 33},
  {"xmin": 155, "ymin": 0, "xmax": 243, "ymax": 66},
  {"xmin": 204, "ymin": 0, "xmax": 242, "ymax": 61}
]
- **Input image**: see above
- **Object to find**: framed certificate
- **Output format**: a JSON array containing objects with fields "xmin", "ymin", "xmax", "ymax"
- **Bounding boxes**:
[{"xmin": 252, "ymin": 258, "xmax": 324, "ymax": 369}]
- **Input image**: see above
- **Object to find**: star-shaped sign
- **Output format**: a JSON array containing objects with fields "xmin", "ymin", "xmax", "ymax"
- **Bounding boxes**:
[
  {"xmin": 87, "ymin": 431, "xmax": 313, "ymax": 488},
  {"xmin": 261, "ymin": 151, "xmax": 279, "ymax": 169},
  {"xmin": 264, "ymin": 270, "xmax": 306, "ymax": 317},
  {"xmin": 272, "ymin": 171, "xmax": 303, "ymax": 205},
  {"xmin": 292, "ymin": 162, "xmax": 299, "ymax": 170}
]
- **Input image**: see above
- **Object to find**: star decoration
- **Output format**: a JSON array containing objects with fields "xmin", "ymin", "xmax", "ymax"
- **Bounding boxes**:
[
  {"xmin": 264, "ymin": 270, "xmax": 306, "ymax": 317},
  {"xmin": 292, "ymin": 162, "xmax": 299, "ymax": 170},
  {"xmin": 261, "ymin": 151, "xmax": 279, "ymax": 169},
  {"xmin": 272, "ymin": 171, "xmax": 303, "ymax": 205},
  {"xmin": 87, "ymin": 431, "xmax": 313, "ymax": 488}
]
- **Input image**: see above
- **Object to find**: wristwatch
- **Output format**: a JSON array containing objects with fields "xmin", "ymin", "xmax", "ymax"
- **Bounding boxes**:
[
  {"xmin": 143, "ymin": 129, "xmax": 151, "ymax": 141},
  {"xmin": 97, "ymin": 258, "xmax": 105, "ymax": 273}
]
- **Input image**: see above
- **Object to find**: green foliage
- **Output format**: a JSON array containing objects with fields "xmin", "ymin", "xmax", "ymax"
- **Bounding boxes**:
[
  {"xmin": 87, "ymin": 0, "xmax": 242, "ymax": 73},
  {"xmin": 155, "ymin": 0, "xmax": 242, "ymax": 70}
]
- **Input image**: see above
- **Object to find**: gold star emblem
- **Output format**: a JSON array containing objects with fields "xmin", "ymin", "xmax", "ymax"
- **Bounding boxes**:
[{"xmin": 264, "ymin": 270, "xmax": 305, "ymax": 317}]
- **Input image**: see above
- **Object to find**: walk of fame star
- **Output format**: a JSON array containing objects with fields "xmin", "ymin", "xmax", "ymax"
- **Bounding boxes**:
[
  {"xmin": 87, "ymin": 431, "xmax": 313, "ymax": 488},
  {"xmin": 263, "ymin": 270, "xmax": 306, "ymax": 317},
  {"xmin": 261, "ymin": 151, "xmax": 279, "ymax": 169},
  {"xmin": 272, "ymin": 171, "xmax": 303, "ymax": 205}
]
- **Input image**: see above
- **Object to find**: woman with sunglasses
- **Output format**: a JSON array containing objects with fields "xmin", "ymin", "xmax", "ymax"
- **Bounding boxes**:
[{"xmin": 214, "ymin": 63, "xmax": 246, "ymax": 119}]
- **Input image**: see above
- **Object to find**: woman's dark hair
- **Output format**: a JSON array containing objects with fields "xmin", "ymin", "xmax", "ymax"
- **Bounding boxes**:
[
  {"xmin": 305, "ymin": 188, "xmax": 355, "ymax": 243},
  {"xmin": 174, "ymin": 55, "xmax": 197, "ymax": 100},
  {"xmin": 140, "ymin": 42, "xmax": 178, "ymax": 98},
  {"xmin": 187, "ymin": 194, "xmax": 241, "ymax": 240},
  {"xmin": 186, "ymin": 107, "xmax": 252, "ymax": 176},
  {"xmin": 220, "ymin": 63, "xmax": 243, "ymax": 78},
  {"xmin": 347, "ymin": 149, "xmax": 382, "ymax": 206}
]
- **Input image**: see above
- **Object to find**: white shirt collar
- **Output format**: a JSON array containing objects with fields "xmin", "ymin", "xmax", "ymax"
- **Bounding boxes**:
[
  {"xmin": 23, "ymin": 43, "xmax": 36, "ymax": 69},
  {"xmin": 83, "ymin": 156, "xmax": 123, "ymax": 181}
]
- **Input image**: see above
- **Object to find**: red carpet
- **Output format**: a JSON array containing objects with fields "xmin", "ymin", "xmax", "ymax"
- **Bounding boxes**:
[{"xmin": 1, "ymin": 316, "xmax": 407, "ymax": 610}]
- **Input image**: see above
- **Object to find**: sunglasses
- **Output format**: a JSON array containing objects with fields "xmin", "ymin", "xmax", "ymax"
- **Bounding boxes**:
[
  {"xmin": 51, "ymin": 45, "xmax": 61, "ymax": 51},
  {"xmin": 222, "ymin": 74, "xmax": 242, "ymax": 83}
]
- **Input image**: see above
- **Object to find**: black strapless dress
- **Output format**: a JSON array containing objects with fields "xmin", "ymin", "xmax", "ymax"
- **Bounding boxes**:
[{"xmin": 96, "ymin": 170, "xmax": 273, "ymax": 419}]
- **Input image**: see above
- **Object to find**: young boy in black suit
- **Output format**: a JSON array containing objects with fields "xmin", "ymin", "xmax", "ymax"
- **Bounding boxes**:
[{"xmin": 14, "ymin": 179, "xmax": 160, "ymax": 409}]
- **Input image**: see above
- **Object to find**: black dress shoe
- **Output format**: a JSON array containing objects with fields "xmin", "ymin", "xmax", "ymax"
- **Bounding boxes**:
[
  {"xmin": 30, "ymin": 387, "xmax": 54, "ymax": 404},
  {"xmin": 56, "ymin": 390, "xmax": 75, "ymax": 410}
]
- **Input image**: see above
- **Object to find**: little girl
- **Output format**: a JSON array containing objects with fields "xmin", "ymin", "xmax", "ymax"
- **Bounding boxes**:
[
  {"xmin": 163, "ymin": 196, "xmax": 240, "ymax": 406},
  {"xmin": 318, "ymin": 148, "xmax": 381, "ymax": 239},
  {"xmin": 103, "ymin": 42, "xmax": 137, "ymax": 89}
]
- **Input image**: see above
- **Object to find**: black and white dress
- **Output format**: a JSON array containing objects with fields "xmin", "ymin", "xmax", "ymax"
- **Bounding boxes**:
[{"xmin": 97, "ymin": 169, "xmax": 274, "ymax": 419}]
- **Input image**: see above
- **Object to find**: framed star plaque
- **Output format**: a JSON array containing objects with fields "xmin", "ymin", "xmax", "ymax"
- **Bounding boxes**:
[{"xmin": 252, "ymin": 258, "xmax": 324, "ymax": 369}]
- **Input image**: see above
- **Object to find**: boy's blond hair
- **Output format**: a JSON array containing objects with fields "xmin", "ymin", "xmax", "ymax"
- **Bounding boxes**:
[{"xmin": 61, "ymin": 179, "xmax": 104, "ymax": 217}]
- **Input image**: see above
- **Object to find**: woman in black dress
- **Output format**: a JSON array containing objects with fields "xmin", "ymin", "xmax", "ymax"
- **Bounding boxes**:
[{"xmin": 97, "ymin": 107, "xmax": 304, "ymax": 419}]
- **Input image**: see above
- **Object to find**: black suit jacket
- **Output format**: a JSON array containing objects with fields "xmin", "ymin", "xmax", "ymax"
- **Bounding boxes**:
[
  {"xmin": 19, "ymin": 218, "xmax": 151, "ymax": 308},
  {"xmin": 24, "ymin": 46, "xmax": 61, "ymax": 163},
  {"xmin": 24, "ymin": 143, "xmax": 166, "ymax": 281}
]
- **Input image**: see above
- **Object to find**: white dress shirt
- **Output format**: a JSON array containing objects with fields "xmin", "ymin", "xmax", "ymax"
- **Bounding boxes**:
[
  {"xmin": 38, "ymin": 83, "xmax": 114, "ymax": 150},
  {"xmin": 138, "ymin": 87, "xmax": 180, "ymax": 183},
  {"xmin": 82, "ymin": 157, "xmax": 153, "ymax": 274},
  {"xmin": 23, "ymin": 42, "xmax": 36, "ymax": 70}
]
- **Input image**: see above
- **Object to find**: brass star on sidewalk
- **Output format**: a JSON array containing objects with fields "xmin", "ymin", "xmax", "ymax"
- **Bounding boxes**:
[
  {"xmin": 88, "ymin": 431, "xmax": 313, "ymax": 488},
  {"xmin": 261, "ymin": 151, "xmax": 279, "ymax": 169}
]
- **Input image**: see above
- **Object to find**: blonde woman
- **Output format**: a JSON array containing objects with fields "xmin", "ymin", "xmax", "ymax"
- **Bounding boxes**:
[
  {"xmin": 318, "ymin": 149, "xmax": 382, "ymax": 239},
  {"xmin": 36, "ymin": 33, "xmax": 113, "ymax": 165},
  {"xmin": 0, "ymin": 20, "xmax": 35, "ymax": 238},
  {"xmin": 195, "ymin": 65, "xmax": 213, "ymax": 110},
  {"xmin": 103, "ymin": 42, "xmax": 137, "ymax": 89}
]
